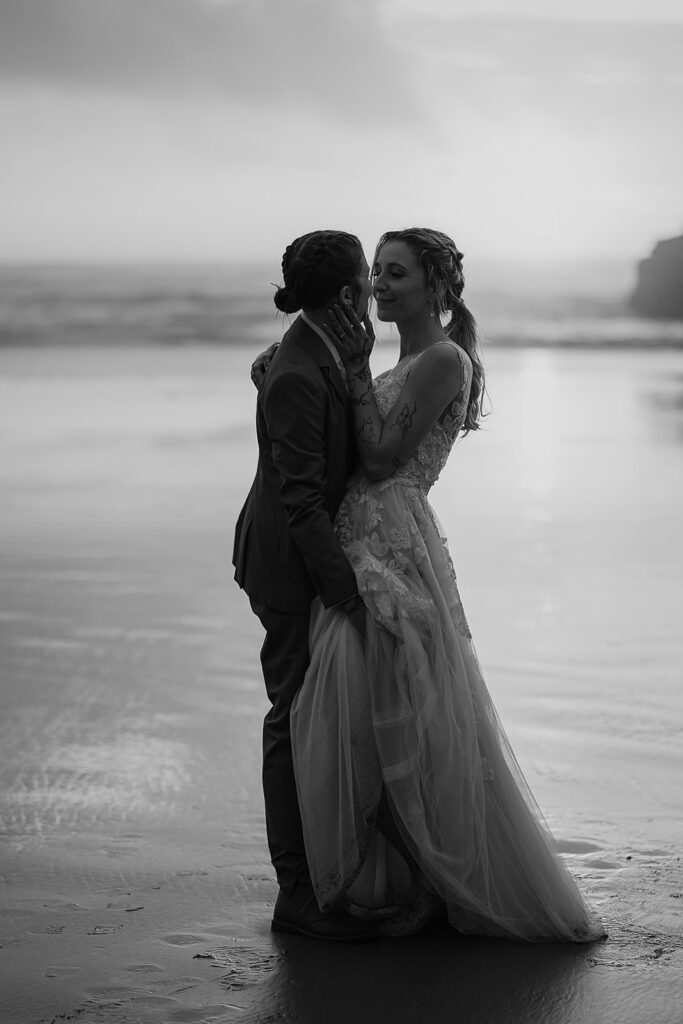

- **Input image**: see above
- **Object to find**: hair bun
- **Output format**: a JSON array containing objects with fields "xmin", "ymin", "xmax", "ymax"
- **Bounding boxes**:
[{"xmin": 273, "ymin": 285, "xmax": 301, "ymax": 314}]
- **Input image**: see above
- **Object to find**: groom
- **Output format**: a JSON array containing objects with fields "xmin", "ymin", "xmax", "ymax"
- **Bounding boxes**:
[{"xmin": 233, "ymin": 231, "xmax": 373, "ymax": 941}]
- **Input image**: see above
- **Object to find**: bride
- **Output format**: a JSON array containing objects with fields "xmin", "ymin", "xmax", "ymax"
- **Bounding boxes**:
[{"xmin": 289, "ymin": 227, "xmax": 605, "ymax": 942}]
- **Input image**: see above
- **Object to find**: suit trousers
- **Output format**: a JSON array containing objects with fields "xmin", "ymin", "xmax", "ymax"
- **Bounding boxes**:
[{"xmin": 250, "ymin": 599, "xmax": 311, "ymax": 894}]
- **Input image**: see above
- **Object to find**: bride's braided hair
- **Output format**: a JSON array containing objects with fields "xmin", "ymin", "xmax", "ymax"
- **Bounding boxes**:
[
  {"xmin": 274, "ymin": 230, "xmax": 364, "ymax": 314},
  {"xmin": 374, "ymin": 227, "xmax": 487, "ymax": 436}
]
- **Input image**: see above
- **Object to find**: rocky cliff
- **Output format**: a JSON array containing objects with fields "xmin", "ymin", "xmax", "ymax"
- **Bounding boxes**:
[{"xmin": 631, "ymin": 235, "xmax": 683, "ymax": 318}]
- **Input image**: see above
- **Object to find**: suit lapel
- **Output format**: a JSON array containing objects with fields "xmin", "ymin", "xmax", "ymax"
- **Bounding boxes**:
[{"xmin": 287, "ymin": 318, "xmax": 349, "ymax": 407}]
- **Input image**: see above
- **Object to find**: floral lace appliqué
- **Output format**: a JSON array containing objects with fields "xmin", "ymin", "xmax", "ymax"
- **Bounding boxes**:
[{"xmin": 334, "ymin": 348, "xmax": 473, "ymax": 639}]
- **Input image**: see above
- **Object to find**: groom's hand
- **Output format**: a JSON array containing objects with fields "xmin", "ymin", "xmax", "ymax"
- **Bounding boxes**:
[
  {"xmin": 337, "ymin": 593, "xmax": 366, "ymax": 639},
  {"xmin": 347, "ymin": 603, "xmax": 366, "ymax": 640}
]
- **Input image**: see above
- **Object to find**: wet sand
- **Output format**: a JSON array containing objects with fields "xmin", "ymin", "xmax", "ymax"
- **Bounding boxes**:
[{"xmin": 1, "ymin": 344, "xmax": 682, "ymax": 1023}]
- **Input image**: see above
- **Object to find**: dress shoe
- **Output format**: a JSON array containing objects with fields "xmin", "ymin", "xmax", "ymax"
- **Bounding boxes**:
[{"xmin": 271, "ymin": 883, "xmax": 378, "ymax": 942}]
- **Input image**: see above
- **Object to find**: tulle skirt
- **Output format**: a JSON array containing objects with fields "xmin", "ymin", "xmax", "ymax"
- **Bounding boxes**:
[{"xmin": 291, "ymin": 480, "xmax": 604, "ymax": 941}]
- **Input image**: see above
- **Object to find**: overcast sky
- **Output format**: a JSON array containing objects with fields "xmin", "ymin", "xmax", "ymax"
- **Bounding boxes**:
[{"xmin": 1, "ymin": 0, "xmax": 682, "ymax": 263}]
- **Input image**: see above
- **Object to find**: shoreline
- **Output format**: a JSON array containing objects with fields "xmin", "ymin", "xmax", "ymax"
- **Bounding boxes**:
[{"xmin": 1, "ymin": 343, "xmax": 682, "ymax": 1022}]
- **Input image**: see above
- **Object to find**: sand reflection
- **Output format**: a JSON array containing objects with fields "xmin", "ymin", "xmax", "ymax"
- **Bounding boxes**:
[
  {"xmin": 645, "ymin": 370, "xmax": 683, "ymax": 441},
  {"xmin": 265, "ymin": 927, "xmax": 591, "ymax": 1024},
  {"xmin": 515, "ymin": 350, "xmax": 559, "ymax": 515}
]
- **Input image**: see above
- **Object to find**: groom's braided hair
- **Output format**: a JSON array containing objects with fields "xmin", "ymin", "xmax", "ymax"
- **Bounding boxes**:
[
  {"xmin": 274, "ymin": 230, "xmax": 364, "ymax": 314},
  {"xmin": 374, "ymin": 227, "xmax": 487, "ymax": 436}
]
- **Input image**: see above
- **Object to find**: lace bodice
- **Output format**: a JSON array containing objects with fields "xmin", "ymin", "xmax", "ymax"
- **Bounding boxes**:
[
  {"xmin": 335, "ymin": 344, "xmax": 472, "ymax": 553},
  {"xmin": 371, "ymin": 345, "xmax": 471, "ymax": 492}
]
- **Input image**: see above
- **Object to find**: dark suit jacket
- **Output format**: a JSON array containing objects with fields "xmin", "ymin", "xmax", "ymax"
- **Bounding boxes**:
[{"xmin": 233, "ymin": 317, "xmax": 359, "ymax": 615}]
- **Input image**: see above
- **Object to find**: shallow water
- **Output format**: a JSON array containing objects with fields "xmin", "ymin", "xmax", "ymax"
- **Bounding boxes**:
[{"xmin": 1, "ymin": 343, "xmax": 682, "ymax": 1021}]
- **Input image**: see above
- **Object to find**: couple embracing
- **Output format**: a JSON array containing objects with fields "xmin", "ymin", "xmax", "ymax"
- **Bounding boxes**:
[{"xmin": 233, "ymin": 228, "xmax": 604, "ymax": 944}]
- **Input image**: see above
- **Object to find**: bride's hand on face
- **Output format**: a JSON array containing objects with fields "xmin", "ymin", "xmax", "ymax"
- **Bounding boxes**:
[{"xmin": 324, "ymin": 304, "xmax": 375, "ymax": 368}]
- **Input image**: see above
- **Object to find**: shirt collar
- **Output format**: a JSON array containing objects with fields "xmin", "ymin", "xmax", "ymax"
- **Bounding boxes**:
[{"xmin": 301, "ymin": 312, "xmax": 344, "ymax": 370}]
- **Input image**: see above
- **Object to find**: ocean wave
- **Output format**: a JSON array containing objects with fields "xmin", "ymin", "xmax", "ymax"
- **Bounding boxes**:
[{"xmin": 1, "ymin": 263, "xmax": 682, "ymax": 349}]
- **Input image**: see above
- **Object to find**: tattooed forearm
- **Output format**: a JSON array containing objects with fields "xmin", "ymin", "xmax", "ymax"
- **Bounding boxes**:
[
  {"xmin": 391, "ymin": 402, "xmax": 418, "ymax": 441},
  {"xmin": 349, "ymin": 361, "xmax": 375, "ymax": 409},
  {"xmin": 351, "ymin": 381, "xmax": 374, "ymax": 407},
  {"xmin": 350, "ymin": 362, "xmax": 372, "ymax": 384},
  {"xmin": 358, "ymin": 418, "xmax": 379, "ymax": 447}
]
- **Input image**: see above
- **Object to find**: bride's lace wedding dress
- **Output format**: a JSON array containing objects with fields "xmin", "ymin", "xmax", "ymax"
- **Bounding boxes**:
[{"xmin": 291, "ymin": 348, "xmax": 604, "ymax": 942}]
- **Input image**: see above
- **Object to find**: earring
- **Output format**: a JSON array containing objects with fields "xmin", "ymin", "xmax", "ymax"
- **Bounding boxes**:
[{"xmin": 429, "ymin": 300, "xmax": 436, "ymax": 318}]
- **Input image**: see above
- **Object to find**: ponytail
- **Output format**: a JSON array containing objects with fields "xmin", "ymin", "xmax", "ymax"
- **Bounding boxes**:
[{"xmin": 445, "ymin": 299, "xmax": 486, "ymax": 436}]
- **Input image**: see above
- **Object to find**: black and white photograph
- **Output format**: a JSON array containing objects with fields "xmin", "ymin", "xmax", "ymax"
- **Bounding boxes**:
[{"xmin": 1, "ymin": 2, "xmax": 682, "ymax": 1022}]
